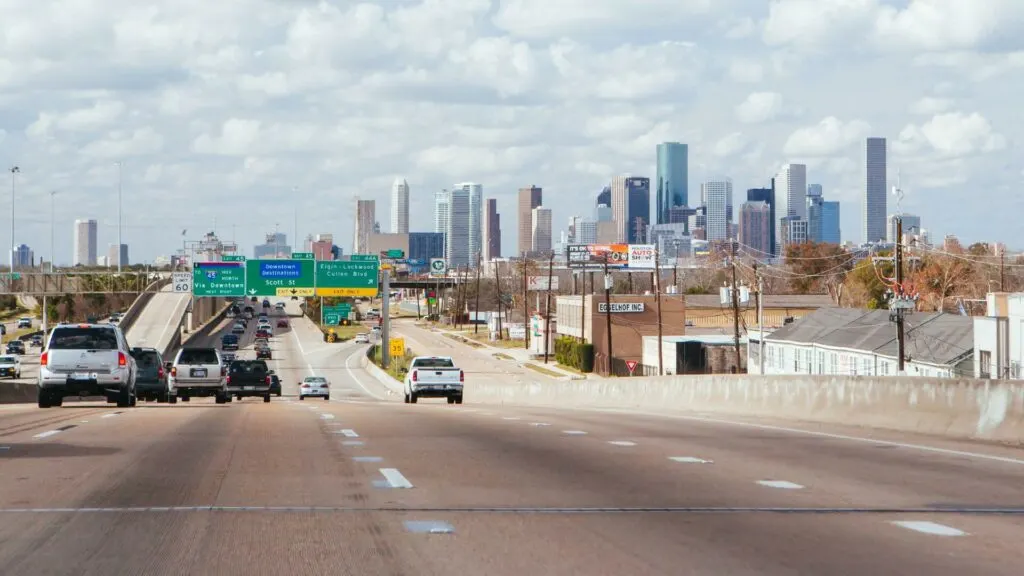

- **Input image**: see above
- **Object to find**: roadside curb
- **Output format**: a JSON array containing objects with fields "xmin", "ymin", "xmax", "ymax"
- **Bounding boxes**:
[{"xmin": 359, "ymin": 347, "xmax": 403, "ymax": 395}]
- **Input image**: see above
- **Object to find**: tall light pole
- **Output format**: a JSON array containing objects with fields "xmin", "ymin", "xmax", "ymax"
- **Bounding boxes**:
[
  {"xmin": 9, "ymin": 166, "xmax": 19, "ymax": 272},
  {"xmin": 49, "ymin": 191, "xmax": 56, "ymax": 272},
  {"xmin": 115, "ymin": 161, "xmax": 123, "ymax": 273}
]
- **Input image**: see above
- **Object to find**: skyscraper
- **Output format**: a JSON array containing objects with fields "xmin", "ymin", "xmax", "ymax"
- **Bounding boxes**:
[
  {"xmin": 596, "ymin": 186, "xmax": 610, "ymax": 208},
  {"xmin": 353, "ymin": 199, "xmax": 375, "ymax": 255},
  {"xmin": 455, "ymin": 182, "xmax": 482, "ymax": 260},
  {"xmin": 107, "ymin": 244, "xmax": 129, "ymax": 267},
  {"xmin": 656, "ymin": 142, "xmax": 688, "ymax": 224},
  {"xmin": 482, "ymin": 198, "xmax": 501, "ymax": 261},
  {"xmin": 746, "ymin": 187, "xmax": 775, "ymax": 256},
  {"xmin": 517, "ymin": 185, "xmax": 542, "ymax": 256},
  {"xmin": 531, "ymin": 206, "xmax": 552, "ymax": 254},
  {"xmin": 445, "ymin": 187, "xmax": 471, "ymax": 267},
  {"xmin": 806, "ymin": 184, "xmax": 823, "ymax": 243},
  {"xmin": 864, "ymin": 137, "xmax": 887, "ymax": 243},
  {"xmin": 739, "ymin": 202, "xmax": 771, "ymax": 257},
  {"xmin": 391, "ymin": 178, "xmax": 409, "ymax": 234},
  {"xmin": 821, "ymin": 201, "xmax": 841, "ymax": 244},
  {"xmin": 73, "ymin": 219, "xmax": 97, "ymax": 266},
  {"xmin": 11, "ymin": 244, "xmax": 33, "ymax": 269},
  {"xmin": 773, "ymin": 164, "xmax": 807, "ymax": 250},
  {"xmin": 434, "ymin": 189, "xmax": 450, "ymax": 256},
  {"xmin": 703, "ymin": 178, "xmax": 732, "ymax": 241},
  {"xmin": 610, "ymin": 176, "xmax": 651, "ymax": 243}
]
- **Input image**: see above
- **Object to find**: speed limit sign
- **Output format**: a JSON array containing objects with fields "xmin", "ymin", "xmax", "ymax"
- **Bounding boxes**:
[{"xmin": 172, "ymin": 272, "xmax": 192, "ymax": 293}]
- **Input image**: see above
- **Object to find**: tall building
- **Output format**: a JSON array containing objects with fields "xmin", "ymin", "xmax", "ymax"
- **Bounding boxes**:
[
  {"xmin": 821, "ymin": 201, "xmax": 841, "ymax": 244},
  {"xmin": 574, "ymin": 218, "xmax": 597, "ymax": 244},
  {"xmin": 703, "ymin": 178, "xmax": 733, "ymax": 241},
  {"xmin": 454, "ymin": 182, "xmax": 483, "ymax": 260},
  {"xmin": 482, "ymin": 198, "xmax": 501, "ymax": 261},
  {"xmin": 409, "ymin": 232, "xmax": 444, "ymax": 271},
  {"xmin": 531, "ymin": 206, "xmax": 552, "ymax": 254},
  {"xmin": 73, "ymin": 219, "xmax": 98, "ymax": 266},
  {"xmin": 353, "ymin": 199, "xmax": 375, "ymax": 255},
  {"xmin": 445, "ymin": 187, "xmax": 471, "ymax": 267},
  {"xmin": 746, "ymin": 187, "xmax": 775, "ymax": 256},
  {"xmin": 253, "ymin": 233, "xmax": 290, "ymax": 259},
  {"xmin": 864, "ymin": 137, "xmax": 887, "ymax": 243},
  {"xmin": 739, "ymin": 202, "xmax": 771, "ymax": 257},
  {"xmin": 656, "ymin": 142, "xmax": 689, "ymax": 224},
  {"xmin": 647, "ymin": 223, "xmax": 690, "ymax": 260},
  {"xmin": 806, "ymin": 184, "xmax": 823, "ymax": 243},
  {"xmin": 610, "ymin": 176, "xmax": 650, "ymax": 243},
  {"xmin": 887, "ymin": 213, "xmax": 921, "ymax": 244},
  {"xmin": 596, "ymin": 204, "xmax": 612, "ymax": 222},
  {"xmin": 773, "ymin": 164, "xmax": 807, "ymax": 250},
  {"xmin": 391, "ymin": 178, "xmax": 409, "ymax": 234},
  {"xmin": 780, "ymin": 216, "xmax": 808, "ymax": 249},
  {"xmin": 107, "ymin": 244, "xmax": 129, "ymax": 267},
  {"xmin": 517, "ymin": 185, "xmax": 542, "ymax": 256},
  {"xmin": 12, "ymin": 244, "xmax": 33, "ymax": 269},
  {"xmin": 434, "ymin": 189, "xmax": 450, "ymax": 234},
  {"xmin": 596, "ymin": 186, "xmax": 610, "ymax": 208}
]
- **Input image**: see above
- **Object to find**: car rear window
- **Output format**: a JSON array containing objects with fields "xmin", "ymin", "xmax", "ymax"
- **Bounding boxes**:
[
  {"xmin": 0, "ymin": 355, "xmax": 15, "ymax": 363},
  {"xmin": 412, "ymin": 357, "xmax": 455, "ymax": 368},
  {"xmin": 49, "ymin": 327, "xmax": 119, "ymax": 350},
  {"xmin": 230, "ymin": 361, "xmax": 268, "ymax": 375},
  {"xmin": 178, "ymin": 348, "xmax": 219, "ymax": 364},
  {"xmin": 132, "ymin": 350, "xmax": 160, "ymax": 366},
  {"xmin": 222, "ymin": 335, "xmax": 238, "ymax": 341}
]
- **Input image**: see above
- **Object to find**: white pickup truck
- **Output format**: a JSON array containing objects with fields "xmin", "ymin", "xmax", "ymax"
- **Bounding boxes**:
[{"xmin": 403, "ymin": 356, "xmax": 463, "ymax": 404}]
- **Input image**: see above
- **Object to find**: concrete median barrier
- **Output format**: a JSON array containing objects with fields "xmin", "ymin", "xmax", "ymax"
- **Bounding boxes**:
[
  {"xmin": 0, "ymin": 382, "xmax": 37, "ymax": 404},
  {"xmin": 466, "ymin": 374, "xmax": 1024, "ymax": 444}
]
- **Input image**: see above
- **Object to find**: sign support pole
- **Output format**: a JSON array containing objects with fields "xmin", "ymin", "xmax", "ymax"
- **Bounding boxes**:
[
  {"xmin": 604, "ymin": 256, "xmax": 613, "ymax": 375},
  {"xmin": 381, "ymin": 269, "xmax": 391, "ymax": 369},
  {"xmin": 543, "ymin": 251, "xmax": 554, "ymax": 364}
]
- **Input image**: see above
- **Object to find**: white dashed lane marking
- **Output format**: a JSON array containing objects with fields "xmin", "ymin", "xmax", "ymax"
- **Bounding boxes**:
[
  {"xmin": 757, "ymin": 480, "xmax": 804, "ymax": 490},
  {"xmin": 380, "ymin": 468, "xmax": 414, "ymax": 489},
  {"xmin": 33, "ymin": 430, "xmax": 61, "ymax": 439},
  {"xmin": 670, "ymin": 457, "xmax": 713, "ymax": 464},
  {"xmin": 339, "ymin": 429, "xmax": 359, "ymax": 437},
  {"xmin": 892, "ymin": 521, "xmax": 967, "ymax": 537},
  {"xmin": 562, "ymin": 430, "xmax": 587, "ymax": 435},
  {"xmin": 608, "ymin": 441, "xmax": 636, "ymax": 447}
]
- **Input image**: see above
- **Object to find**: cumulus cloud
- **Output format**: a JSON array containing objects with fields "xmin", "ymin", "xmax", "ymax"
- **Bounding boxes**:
[
  {"xmin": 894, "ymin": 112, "xmax": 1007, "ymax": 157},
  {"xmin": 783, "ymin": 117, "xmax": 872, "ymax": 157},
  {"xmin": 735, "ymin": 92, "xmax": 783, "ymax": 124}
]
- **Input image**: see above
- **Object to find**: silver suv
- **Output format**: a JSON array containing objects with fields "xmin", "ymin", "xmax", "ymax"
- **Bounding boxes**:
[{"xmin": 38, "ymin": 323, "xmax": 137, "ymax": 408}]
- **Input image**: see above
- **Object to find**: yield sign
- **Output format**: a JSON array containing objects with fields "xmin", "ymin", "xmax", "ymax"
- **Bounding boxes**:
[{"xmin": 625, "ymin": 360, "xmax": 639, "ymax": 375}]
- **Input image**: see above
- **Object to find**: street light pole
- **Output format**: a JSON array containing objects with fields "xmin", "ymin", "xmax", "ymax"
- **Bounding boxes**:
[
  {"xmin": 116, "ymin": 161, "xmax": 122, "ymax": 273},
  {"xmin": 9, "ymin": 166, "xmax": 19, "ymax": 272},
  {"xmin": 50, "ymin": 191, "xmax": 56, "ymax": 272}
]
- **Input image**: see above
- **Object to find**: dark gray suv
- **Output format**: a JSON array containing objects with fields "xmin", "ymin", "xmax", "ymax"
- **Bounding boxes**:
[{"xmin": 131, "ymin": 347, "xmax": 169, "ymax": 403}]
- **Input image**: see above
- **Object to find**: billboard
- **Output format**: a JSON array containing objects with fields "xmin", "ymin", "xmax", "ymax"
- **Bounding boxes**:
[
  {"xmin": 566, "ymin": 244, "xmax": 629, "ymax": 268},
  {"xmin": 527, "ymin": 276, "xmax": 560, "ymax": 291},
  {"xmin": 627, "ymin": 244, "xmax": 656, "ymax": 269}
]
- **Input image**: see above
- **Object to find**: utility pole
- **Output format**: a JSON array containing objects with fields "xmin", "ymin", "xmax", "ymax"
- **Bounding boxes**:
[
  {"xmin": 580, "ymin": 268, "xmax": 587, "ymax": 344},
  {"xmin": 655, "ymin": 246, "xmax": 664, "ymax": 376},
  {"xmin": 381, "ymin": 270, "xmax": 392, "ymax": 369},
  {"xmin": 494, "ymin": 260, "xmax": 503, "ymax": 339},
  {"xmin": 754, "ymin": 262, "xmax": 765, "ymax": 374},
  {"xmin": 730, "ymin": 242, "xmax": 742, "ymax": 371},
  {"xmin": 603, "ymin": 256, "xmax": 613, "ymax": 375},
  {"xmin": 522, "ymin": 258, "xmax": 530, "ymax": 349},
  {"xmin": 116, "ymin": 161, "xmax": 122, "ymax": 273},
  {"xmin": 1000, "ymin": 249, "xmax": 1006, "ymax": 292},
  {"xmin": 544, "ymin": 251, "xmax": 554, "ymax": 363},
  {"xmin": 474, "ymin": 253, "xmax": 482, "ymax": 334},
  {"xmin": 895, "ymin": 216, "xmax": 906, "ymax": 374}
]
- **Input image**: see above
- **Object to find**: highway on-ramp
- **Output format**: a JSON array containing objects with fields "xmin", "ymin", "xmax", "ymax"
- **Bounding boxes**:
[
  {"xmin": 124, "ymin": 284, "xmax": 190, "ymax": 353},
  {"xmin": 0, "ymin": 307, "xmax": 1023, "ymax": 574}
]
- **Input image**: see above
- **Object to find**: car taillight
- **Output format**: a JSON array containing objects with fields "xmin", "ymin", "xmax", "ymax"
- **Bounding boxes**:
[
  {"xmin": 171, "ymin": 366, "xmax": 177, "ymax": 377},
  {"xmin": 118, "ymin": 352, "xmax": 127, "ymax": 366},
  {"xmin": 412, "ymin": 370, "xmax": 417, "ymax": 382},
  {"xmin": 460, "ymin": 370, "xmax": 464, "ymax": 383},
  {"xmin": 225, "ymin": 375, "xmax": 231, "ymax": 385},
  {"xmin": 266, "ymin": 376, "xmax": 271, "ymax": 385},
  {"xmin": 158, "ymin": 367, "xmax": 164, "ymax": 379},
  {"xmin": 40, "ymin": 352, "xmax": 48, "ymax": 366}
]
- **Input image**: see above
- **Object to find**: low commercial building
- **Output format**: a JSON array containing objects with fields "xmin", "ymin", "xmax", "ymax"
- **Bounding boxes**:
[
  {"xmin": 556, "ymin": 294, "xmax": 686, "ymax": 375},
  {"xmin": 683, "ymin": 294, "xmax": 833, "ymax": 330},
  {"xmin": 756, "ymin": 307, "xmax": 973, "ymax": 378},
  {"xmin": 641, "ymin": 335, "xmax": 747, "ymax": 376},
  {"xmin": 973, "ymin": 292, "xmax": 1023, "ymax": 379}
]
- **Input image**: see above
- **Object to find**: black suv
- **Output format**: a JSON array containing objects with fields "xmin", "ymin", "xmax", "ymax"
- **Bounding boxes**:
[
  {"xmin": 269, "ymin": 372, "xmax": 281, "ymax": 396},
  {"xmin": 131, "ymin": 347, "xmax": 169, "ymax": 402},
  {"xmin": 6, "ymin": 340, "xmax": 26, "ymax": 355},
  {"xmin": 221, "ymin": 334, "xmax": 239, "ymax": 351}
]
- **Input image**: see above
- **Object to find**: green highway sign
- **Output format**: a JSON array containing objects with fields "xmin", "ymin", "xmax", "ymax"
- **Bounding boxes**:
[
  {"xmin": 321, "ymin": 303, "xmax": 352, "ymax": 325},
  {"xmin": 245, "ymin": 259, "xmax": 315, "ymax": 297},
  {"xmin": 291, "ymin": 252, "xmax": 314, "ymax": 259},
  {"xmin": 385, "ymin": 249, "xmax": 404, "ymax": 259},
  {"xmin": 223, "ymin": 255, "xmax": 246, "ymax": 262},
  {"xmin": 193, "ymin": 262, "xmax": 246, "ymax": 297},
  {"xmin": 350, "ymin": 254, "xmax": 379, "ymax": 262},
  {"xmin": 315, "ymin": 260, "xmax": 379, "ymax": 297}
]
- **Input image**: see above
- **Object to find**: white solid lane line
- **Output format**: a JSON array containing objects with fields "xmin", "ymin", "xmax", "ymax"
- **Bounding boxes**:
[
  {"xmin": 33, "ymin": 430, "xmax": 61, "ymax": 439},
  {"xmin": 607, "ymin": 441, "xmax": 636, "ymax": 446},
  {"xmin": 669, "ymin": 457, "xmax": 713, "ymax": 464},
  {"xmin": 529, "ymin": 422, "xmax": 550, "ymax": 427},
  {"xmin": 502, "ymin": 417, "xmax": 521, "ymax": 421},
  {"xmin": 380, "ymin": 468, "xmax": 414, "ymax": 489},
  {"xmin": 757, "ymin": 480, "xmax": 805, "ymax": 490},
  {"xmin": 892, "ymin": 521, "xmax": 967, "ymax": 536},
  {"xmin": 320, "ymin": 413, "xmax": 335, "ymax": 420}
]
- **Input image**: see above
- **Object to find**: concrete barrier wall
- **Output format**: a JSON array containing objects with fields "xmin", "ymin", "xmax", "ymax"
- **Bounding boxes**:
[
  {"xmin": 467, "ymin": 374, "xmax": 1024, "ymax": 444},
  {"xmin": 172, "ymin": 301, "xmax": 230, "ymax": 357},
  {"xmin": 361, "ymin": 347, "xmax": 404, "ymax": 395},
  {"xmin": 0, "ymin": 382, "xmax": 37, "ymax": 404}
]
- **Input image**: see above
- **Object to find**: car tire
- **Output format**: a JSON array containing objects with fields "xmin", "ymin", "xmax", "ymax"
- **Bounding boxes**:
[
  {"xmin": 129, "ymin": 393, "xmax": 137, "ymax": 407},
  {"xmin": 169, "ymin": 395, "xmax": 178, "ymax": 404},
  {"xmin": 215, "ymin": 393, "xmax": 226, "ymax": 404},
  {"xmin": 117, "ymin": 387, "xmax": 132, "ymax": 408},
  {"xmin": 454, "ymin": 396, "xmax": 463, "ymax": 405},
  {"xmin": 299, "ymin": 395, "xmax": 304, "ymax": 401},
  {"xmin": 264, "ymin": 394, "xmax": 271, "ymax": 403},
  {"xmin": 410, "ymin": 393, "xmax": 418, "ymax": 404},
  {"xmin": 403, "ymin": 393, "xmax": 410, "ymax": 404},
  {"xmin": 447, "ymin": 396, "xmax": 455, "ymax": 404},
  {"xmin": 182, "ymin": 396, "xmax": 190, "ymax": 402},
  {"xmin": 276, "ymin": 392, "xmax": 281, "ymax": 397},
  {"xmin": 38, "ymin": 389, "xmax": 51, "ymax": 409},
  {"xmin": 324, "ymin": 396, "xmax": 329, "ymax": 401}
]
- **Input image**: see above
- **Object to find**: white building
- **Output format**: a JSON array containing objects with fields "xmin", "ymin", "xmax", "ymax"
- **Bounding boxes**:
[
  {"xmin": 887, "ymin": 213, "xmax": 921, "ymax": 244},
  {"xmin": 574, "ymin": 217, "xmax": 597, "ymax": 244},
  {"xmin": 755, "ymin": 308, "xmax": 973, "ymax": 378},
  {"xmin": 703, "ymin": 178, "xmax": 732, "ymax": 241},
  {"xmin": 434, "ymin": 189, "xmax": 450, "ymax": 253},
  {"xmin": 973, "ymin": 292, "xmax": 1024, "ymax": 379},
  {"xmin": 774, "ymin": 164, "xmax": 807, "ymax": 249},
  {"xmin": 864, "ymin": 137, "xmax": 888, "ymax": 244},
  {"xmin": 531, "ymin": 206, "xmax": 552, "ymax": 253},
  {"xmin": 11, "ymin": 244, "xmax": 33, "ymax": 269},
  {"xmin": 353, "ymin": 199, "xmax": 375, "ymax": 255},
  {"xmin": 454, "ymin": 182, "xmax": 482, "ymax": 261},
  {"xmin": 391, "ymin": 178, "xmax": 409, "ymax": 234},
  {"xmin": 73, "ymin": 219, "xmax": 98, "ymax": 266},
  {"xmin": 445, "ymin": 187, "xmax": 471, "ymax": 267}
]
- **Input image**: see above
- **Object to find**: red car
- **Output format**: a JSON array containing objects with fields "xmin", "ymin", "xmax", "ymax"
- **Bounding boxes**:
[
  {"xmin": 255, "ymin": 329, "xmax": 271, "ymax": 339},
  {"xmin": 276, "ymin": 319, "xmax": 288, "ymax": 328}
]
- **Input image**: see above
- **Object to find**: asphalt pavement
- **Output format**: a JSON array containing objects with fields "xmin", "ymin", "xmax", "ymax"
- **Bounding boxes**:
[{"xmin": 0, "ymin": 304, "xmax": 1022, "ymax": 574}]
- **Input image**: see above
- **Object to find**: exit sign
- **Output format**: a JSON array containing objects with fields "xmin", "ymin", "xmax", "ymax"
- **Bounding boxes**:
[
  {"xmin": 291, "ymin": 252, "xmax": 314, "ymax": 259},
  {"xmin": 223, "ymin": 255, "xmax": 245, "ymax": 262}
]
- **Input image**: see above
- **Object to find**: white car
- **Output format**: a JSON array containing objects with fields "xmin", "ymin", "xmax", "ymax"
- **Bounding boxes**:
[
  {"xmin": 354, "ymin": 333, "xmax": 369, "ymax": 343},
  {"xmin": 298, "ymin": 376, "xmax": 330, "ymax": 401},
  {"xmin": 0, "ymin": 354, "xmax": 21, "ymax": 379}
]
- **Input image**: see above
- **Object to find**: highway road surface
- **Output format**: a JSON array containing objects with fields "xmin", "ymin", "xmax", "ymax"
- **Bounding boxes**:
[
  {"xmin": 124, "ymin": 284, "xmax": 190, "ymax": 353},
  {"xmin": 1, "ymin": 302, "xmax": 1023, "ymax": 574}
]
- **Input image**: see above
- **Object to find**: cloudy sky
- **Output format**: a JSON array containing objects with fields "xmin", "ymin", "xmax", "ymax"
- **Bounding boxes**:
[{"xmin": 1, "ymin": 0, "xmax": 1021, "ymax": 264}]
